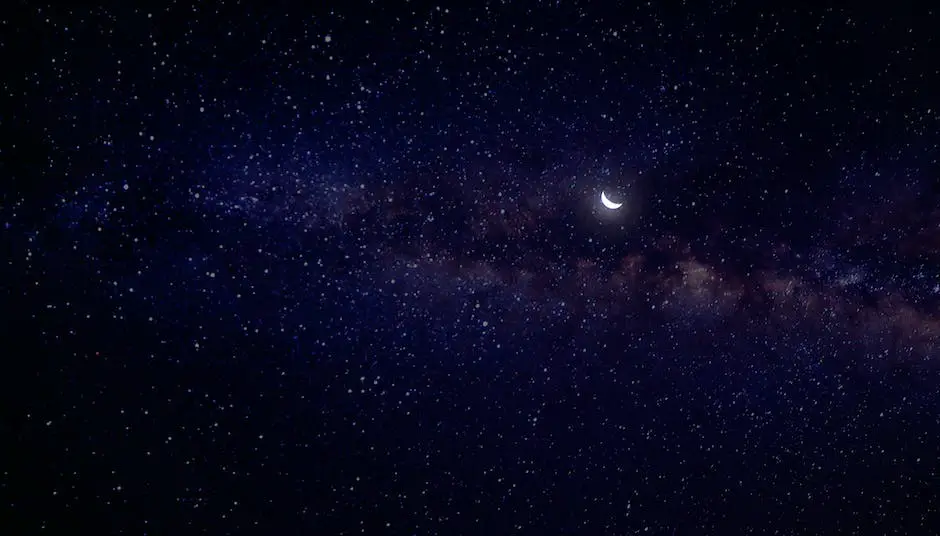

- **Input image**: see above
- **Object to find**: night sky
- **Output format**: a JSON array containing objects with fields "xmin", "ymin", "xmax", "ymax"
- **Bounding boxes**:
[{"xmin": 4, "ymin": 1, "xmax": 940, "ymax": 534}]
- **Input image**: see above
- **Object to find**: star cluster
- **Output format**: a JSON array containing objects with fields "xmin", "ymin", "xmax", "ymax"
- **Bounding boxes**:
[{"xmin": 4, "ymin": 1, "xmax": 940, "ymax": 534}]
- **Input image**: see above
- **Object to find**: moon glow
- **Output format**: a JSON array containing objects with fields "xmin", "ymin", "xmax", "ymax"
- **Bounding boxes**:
[{"xmin": 601, "ymin": 191, "xmax": 623, "ymax": 210}]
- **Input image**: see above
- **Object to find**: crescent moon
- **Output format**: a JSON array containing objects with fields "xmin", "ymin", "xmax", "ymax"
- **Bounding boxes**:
[{"xmin": 601, "ymin": 191, "xmax": 623, "ymax": 210}]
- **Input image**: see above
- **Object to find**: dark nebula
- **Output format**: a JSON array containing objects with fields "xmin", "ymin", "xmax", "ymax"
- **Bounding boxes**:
[{"xmin": 4, "ymin": 1, "xmax": 940, "ymax": 534}]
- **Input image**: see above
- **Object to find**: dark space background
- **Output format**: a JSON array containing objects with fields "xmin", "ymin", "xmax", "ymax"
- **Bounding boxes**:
[{"xmin": 3, "ymin": 1, "xmax": 940, "ymax": 534}]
